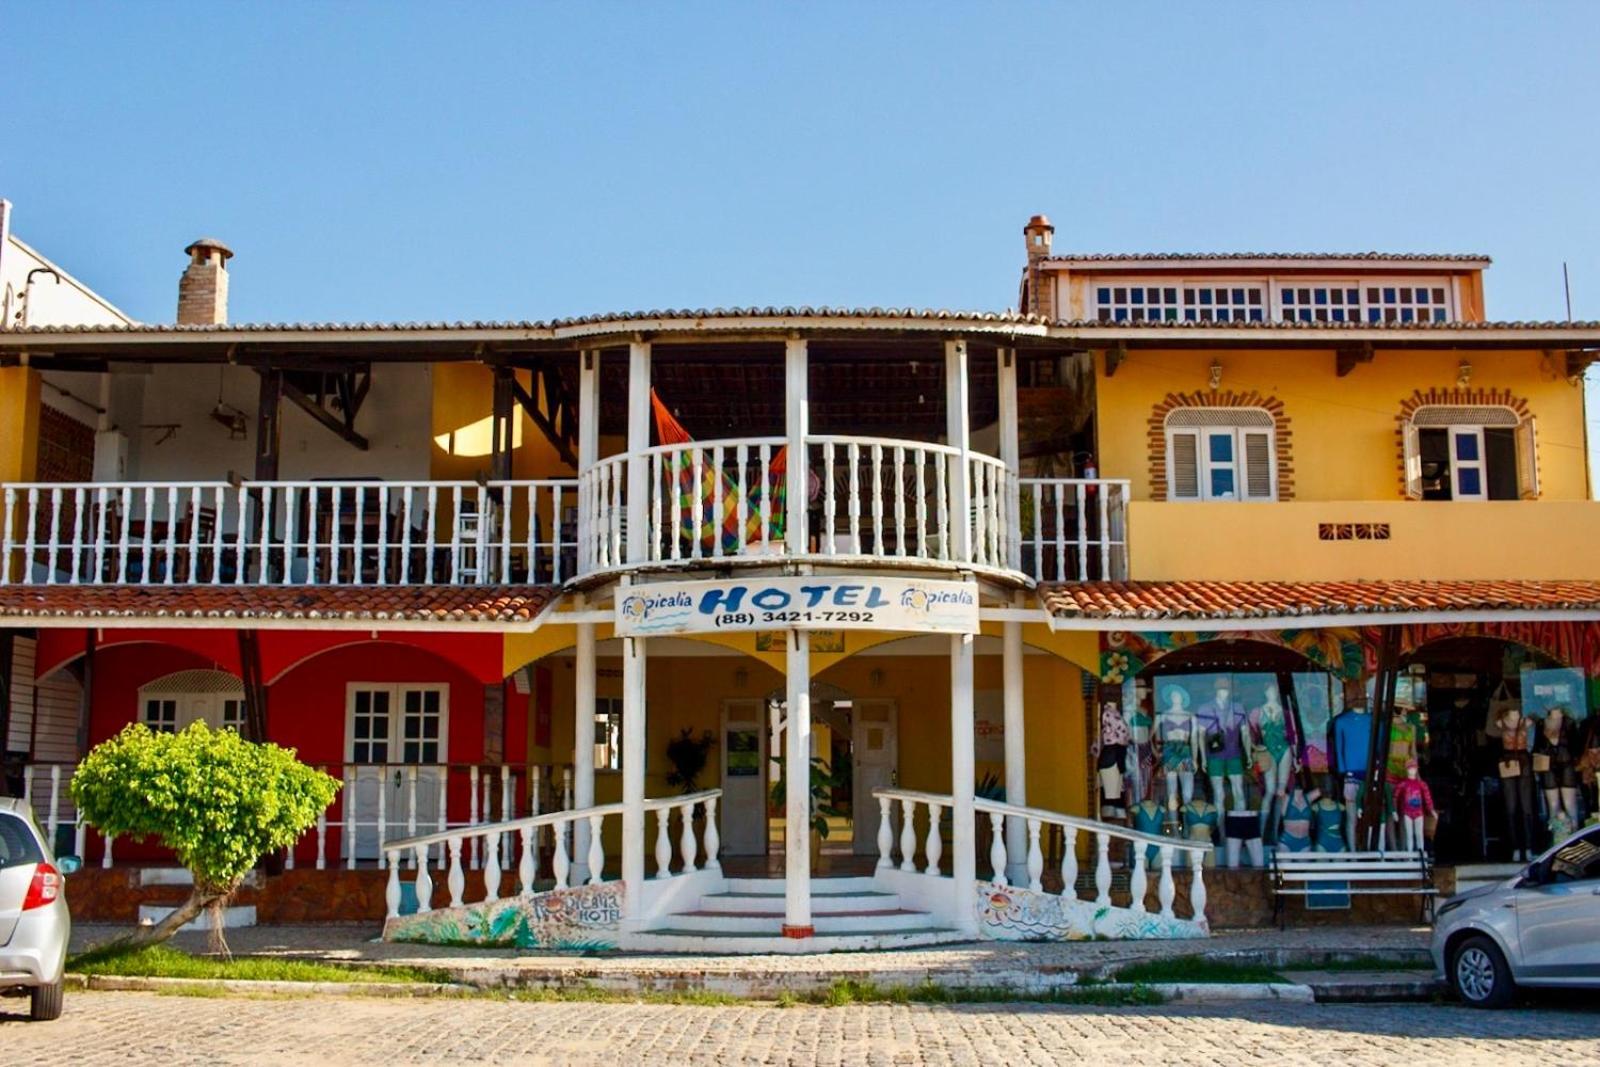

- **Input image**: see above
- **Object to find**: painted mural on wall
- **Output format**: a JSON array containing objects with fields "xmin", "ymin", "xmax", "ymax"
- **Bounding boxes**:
[
  {"xmin": 384, "ymin": 882, "xmax": 623, "ymax": 951},
  {"xmin": 974, "ymin": 881, "xmax": 1207, "ymax": 942},
  {"xmin": 1101, "ymin": 628, "xmax": 1367, "ymax": 686}
]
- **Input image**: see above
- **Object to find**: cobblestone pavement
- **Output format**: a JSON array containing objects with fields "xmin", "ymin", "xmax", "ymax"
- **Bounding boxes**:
[{"xmin": 2, "ymin": 990, "xmax": 1596, "ymax": 1066}]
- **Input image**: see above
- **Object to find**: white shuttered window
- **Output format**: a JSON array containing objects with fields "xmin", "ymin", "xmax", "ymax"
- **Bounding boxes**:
[{"xmin": 1165, "ymin": 409, "xmax": 1276, "ymax": 502}]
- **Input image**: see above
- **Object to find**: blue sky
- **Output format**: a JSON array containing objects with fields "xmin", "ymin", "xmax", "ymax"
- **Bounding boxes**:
[{"xmin": 4, "ymin": 2, "xmax": 1598, "ymax": 328}]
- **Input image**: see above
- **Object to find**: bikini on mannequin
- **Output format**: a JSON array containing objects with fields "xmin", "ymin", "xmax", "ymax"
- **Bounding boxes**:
[
  {"xmin": 1390, "ymin": 759, "xmax": 1435, "ymax": 853},
  {"xmin": 1154, "ymin": 685, "xmax": 1200, "ymax": 812},
  {"xmin": 1534, "ymin": 707, "xmax": 1582, "ymax": 838},
  {"xmin": 1180, "ymin": 795, "xmax": 1220, "ymax": 868},
  {"xmin": 1246, "ymin": 685, "xmax": 1298, "ymax": 843},
  {"xmin": 1196, "ymin": 676, "xmax": 1250, "ymax": 820},
  {"xmin": 1131, "ymin": 796, "xmax": 1168, "ymax": 866},
  {"xmin": 1333, "ymin": 702, "xmax": 1373, "ymax": 850},
  {"xmin": 1310, "ymin": 784, "xmax": 1346, "ymax": 853},
  {"xmin": 1278, "ymin": 787, "xmax": 1315, "ymax": 853}
]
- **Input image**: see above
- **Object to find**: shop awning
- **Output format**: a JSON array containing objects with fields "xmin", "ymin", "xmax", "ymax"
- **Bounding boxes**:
[
  {"xmin": 0, "ymin": 584, "xmax": 562, "ymax": 632},
  {"xmin": 1037, "ymin": 580, "xmax": 1600, "ymax": 631}
]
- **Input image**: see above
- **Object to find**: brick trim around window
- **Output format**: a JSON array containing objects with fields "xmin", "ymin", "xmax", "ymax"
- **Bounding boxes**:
[
  {"xmin": 1394, "ymin": 387, "xmax": 1532, "ymax": 498},
  {"xmin": 1147, "ymin": 390, "xmax": 1294, "ymax": 501}
]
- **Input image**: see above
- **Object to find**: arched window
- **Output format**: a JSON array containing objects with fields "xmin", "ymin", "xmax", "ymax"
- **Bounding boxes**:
[
  {"xmin": 1164, "ymin": 408, "xmax": 1276, "ymax": 502},
  {"xmin": 1403, "ymin": 404, "xmax": 1536, "ymax": 501},
  {"xmin": 138, "ymin": 669, "xmax": 246, "ymax": 733}
]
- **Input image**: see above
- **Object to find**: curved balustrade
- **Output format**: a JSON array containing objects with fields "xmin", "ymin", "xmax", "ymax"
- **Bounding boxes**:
[{"xmin": 381, "ymin": 789, "xmax": 721, "ymax": 918}]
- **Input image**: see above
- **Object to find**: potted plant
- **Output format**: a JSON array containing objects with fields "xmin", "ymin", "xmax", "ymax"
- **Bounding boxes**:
[{"xmin": 769, "ymin": 754, "xmax": 843, "ymax": 867}]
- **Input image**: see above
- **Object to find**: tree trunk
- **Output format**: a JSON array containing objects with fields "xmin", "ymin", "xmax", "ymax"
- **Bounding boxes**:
[{"xmin": 131, "ymin": 883, "xmax": 235, "ymax": 953}]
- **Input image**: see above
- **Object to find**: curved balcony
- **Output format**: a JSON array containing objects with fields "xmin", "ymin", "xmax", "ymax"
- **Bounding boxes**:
[{"xmin": 578, "ymin": 434, "xmax": 1129, "ymax": 584}]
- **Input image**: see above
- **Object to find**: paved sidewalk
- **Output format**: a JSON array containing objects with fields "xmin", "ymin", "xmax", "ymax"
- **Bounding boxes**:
[{"xmin": 71, "ymin": 922, "xmax": 1432, "ymax": 995}]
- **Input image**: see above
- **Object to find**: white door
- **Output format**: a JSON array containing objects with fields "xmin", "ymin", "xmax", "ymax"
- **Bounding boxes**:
[
  {"xmin": 852, "ymin": 698, "xmax": 898, "ymax": 855},
  {"xmin": 345, "ymin": 684, "xmax": 448, "ymax": 860},
  {"xmin": 719, "ymin": 699, "xmax": 768, "ymax": 856}
]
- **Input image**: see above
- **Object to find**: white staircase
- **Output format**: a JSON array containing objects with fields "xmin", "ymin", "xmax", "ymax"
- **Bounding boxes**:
[{"xmin": 628, "ymin": 876, "xmax": 968, "ymax": 953}]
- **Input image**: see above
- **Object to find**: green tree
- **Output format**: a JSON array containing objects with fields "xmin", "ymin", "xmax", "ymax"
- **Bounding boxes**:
[{"xmin": 72, "ymin": 722, "xmax": 340, "ymax": 952}]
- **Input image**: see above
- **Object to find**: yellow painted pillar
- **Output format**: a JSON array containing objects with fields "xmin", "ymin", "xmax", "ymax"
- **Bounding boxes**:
[{"xmin": 0, "ymin": 367, "xmax": 40, "ymax": 578}]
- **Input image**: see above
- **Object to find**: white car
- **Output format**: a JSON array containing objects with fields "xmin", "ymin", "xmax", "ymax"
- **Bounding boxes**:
[
  {"xmin": 0, "ymin": 797, "xmax": 77, "ymax": 1021},
  {"xmin": 1431, "ymin": 823, "xmax": 1600, "ymax": 1008}
]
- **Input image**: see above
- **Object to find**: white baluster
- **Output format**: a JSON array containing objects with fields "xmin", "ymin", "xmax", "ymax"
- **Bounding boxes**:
[
  {"xmin": 1094, "ymin": 832, "xmax": 1111, "ymax": 908},
  {"xmin": 315, "ymin": 808, "xmax": 327, "ymax": 870},
  {"xmin": 552, "ymin": 818, "xmax": 571, "ymax": 890},
  {"xmin": 988, "ymin": 811, "xmax": 1007, "ymax": 886},
  {"xmin": 413, "ymin": 845, "xmax": 433, "ymax": 914},
  {"xmin": 518, "ymin": 825, "xmax": 535, "ymax": 896},
  {"xmin": 1026, "ymin": 818, "xmax": 1044, "ymax": 893},
  {"xmin": 655, "ymin": 807, "xmax": 672, "ymax": 878},
  {"xmin": 899, "ymin": 798, "xmax": 918, "ymax": 872},
  {"xmin": 586, "ymin": 813, "xmax": 603, "ymax": 885},
  {"xmin": 385, "ymin": 853, "xmax": 401, "ymax": 918},
  {"xmin": 500, "ymin": 771, "xmax": 514, "ymax": 868},
  {"xmin": 101, "ymin": 833, "xmax": 113, "ymax": 869},
  {"xmin": 563, "ymin": 767, "xmax": 573, "ymax": 811},
  {"xmin": 1189, "ymin": 861, "xmax": 1207, "ymax": 925},
  {"xmin": 924, "ymin": 802, "xmax": 943, "ymax": 879},
  {"xmin": 468, "ymin": 765, "xmax": 480, "ymax": 868},
  {"xmin": 1158, "ymin": 845, "xmax": 1176, "ymax": 919},
  {"xmin": 376, "ymin": 770, "xmax": 388, "ymax": 869},
  {"xmin": 483, "ymin": 831, "xmax": 501, "ymax": 903},
  {"xmin": 678, "ymin": 801, "xmax": 697, "ymax": 872},
  {"xmin": 447, "ymin": 837, "xmax": 465, "ymax": 907},
  {"xmin": 702, "ymin": 797, "xmax": 721, "ymax": 874},
  {"xmin": 343, "ymin": 766, "xmax": 357, "ymax": 871},
  {"xmin": 73, "ymin": 821, "xmax": 85, "ymax": 860},
  {"xmin": 46, "ymin": 766, "xmax": 61, "ymax": 848},
  {"xmin": 876, "ymin": 795, "xmax": 893, "ymax": 870},
  {"xmin": 1130, "ymin": 843, "xmax": 1148, "ymax": 914}
]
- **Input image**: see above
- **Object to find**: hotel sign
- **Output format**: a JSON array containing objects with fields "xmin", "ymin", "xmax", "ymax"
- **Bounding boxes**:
[{"xmin": 615, "ymin": 576, "xmax": 979, "ymax": 636}]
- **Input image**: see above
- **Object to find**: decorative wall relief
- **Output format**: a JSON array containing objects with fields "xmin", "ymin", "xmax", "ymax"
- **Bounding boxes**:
[
  {"xmin": 974, "ymin": 881, "xmax": 1207, "ymax": 942},
  {"xmin": 384, "ymin": 882, "xmax": 624, "ymax": 951}
]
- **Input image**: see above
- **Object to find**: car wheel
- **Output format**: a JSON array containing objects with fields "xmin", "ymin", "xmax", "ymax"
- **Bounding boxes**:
[
  {"xmin": 29, "ymin": 978, "xmax": 64, "ymax": 1021},
  {"xmin": 1451, "ymin": 935, "xmax": 1514, "ymax": 1009}
]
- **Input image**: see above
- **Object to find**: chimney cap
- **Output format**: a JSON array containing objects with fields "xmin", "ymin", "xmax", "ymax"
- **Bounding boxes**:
[
  {"xmin": 1024, "ymin": 214, "xmax": 1054, "ymax": 232},
  {"xmin": 184, "ymin": 237, "xmax": 234, "ymax": 260}
]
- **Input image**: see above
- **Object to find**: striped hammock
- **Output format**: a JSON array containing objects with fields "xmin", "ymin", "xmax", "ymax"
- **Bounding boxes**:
[{"xmin": 651, "ymin": 389, "xmax": 786, "ymax": 553}]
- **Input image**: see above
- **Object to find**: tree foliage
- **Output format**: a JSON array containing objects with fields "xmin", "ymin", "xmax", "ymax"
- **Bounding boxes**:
[{"xmin": 73, "ymin": 722, "xmax": 339, "ymax": 950}]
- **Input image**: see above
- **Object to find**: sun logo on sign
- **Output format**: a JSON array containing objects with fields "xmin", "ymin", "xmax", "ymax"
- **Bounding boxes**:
[
  {"xmin": 621, "ymin": 596, "xmax": 648, "ymax": 620},
  {"xmin": 899, "ymin": 588, "xmax": 929, "ymax": 613}
]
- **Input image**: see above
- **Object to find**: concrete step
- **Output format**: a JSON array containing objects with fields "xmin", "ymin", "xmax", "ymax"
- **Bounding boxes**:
[
  {"xmin": 699, "ymin": 890, "xmax": 900, "ymax": 915},
  {"xmin": 659, "ymin": 908, "xmax": 934, "ymax": 935},
  {"xmin": 624, "ymin": 927, "xmax": 967, "ymax": 955},
  {"xmin": 722, "ymin": 875, "xmax": 880, "ymax": 895}
]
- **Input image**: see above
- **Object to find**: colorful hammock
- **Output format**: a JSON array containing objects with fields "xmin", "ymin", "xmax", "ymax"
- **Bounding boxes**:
[{"xmin": 651, "ymin": 390, "xmax": 786, "ymax": 553}]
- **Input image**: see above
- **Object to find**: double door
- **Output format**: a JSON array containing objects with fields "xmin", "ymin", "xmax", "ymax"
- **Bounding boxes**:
[{"xmin": 344, "ymin": 684, "xmax": 448, "ymax": 860}]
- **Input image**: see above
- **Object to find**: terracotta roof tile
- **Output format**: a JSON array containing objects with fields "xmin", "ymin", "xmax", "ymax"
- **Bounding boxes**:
[
  {"xmin": 0, "ymin": 585, "xmax": 560, "ymax": 627},
  {"xmin": 1037, "ymin": 580, "xmax": 1600, "ymax": 623},
  {"xmin": 1041, "ymin": 251, "xmax": 1491, "ymax": 264}
]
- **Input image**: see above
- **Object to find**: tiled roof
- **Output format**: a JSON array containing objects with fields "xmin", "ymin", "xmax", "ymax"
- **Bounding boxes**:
[
  {"xmin": 1050, "ymin": 319, "xmax": 1600, "ymax": 332},
  {"xmin": 0, "ymin": 585, "xmax": 561, "ymax": 627},
  {"xmin": 1037, "ymin": 580, "xmax": 1600, "ymax": 623},
  {"xmin": 1041, "ymin": 251, "xmax": 1491, "ymax": 264}
]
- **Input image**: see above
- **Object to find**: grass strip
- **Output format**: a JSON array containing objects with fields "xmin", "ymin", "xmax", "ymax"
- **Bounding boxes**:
[
  {"xmin": 69, "ymin": 943, "xmax": 454, "ymax": 985},
  {"xmin": 1110, "ymin": 957, "xmax": 1288, "ymax": 985}
]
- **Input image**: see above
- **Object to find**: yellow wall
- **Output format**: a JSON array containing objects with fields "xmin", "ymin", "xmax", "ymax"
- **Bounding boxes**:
[
  {"xmin": 1096, "ymin": 346, "xmax": 1589, "ymax": 503},
  {"xmin": 429, "ymin": 364, "xmax": 572, "ymax": 482},
  {"xmin": 0, "ymin": 368, "xmax": 40, "ymax": 482}
]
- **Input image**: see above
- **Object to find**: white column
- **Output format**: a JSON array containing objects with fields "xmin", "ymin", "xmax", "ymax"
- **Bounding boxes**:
[
  {"xmin": 620, "ymin": 629, "xmax": 647, "ymax": 928},
  {"xmin": 1002, "ymin": 618, "xmax": 1028, "ymax": 887},
  {"xmin": 626, "ymin": 340, "xmax": 651, "ymax": 564},
  {"xmin": 577, "ymin": 349, "xmax": 600, "ymax": 568},
  {"xmin": 945, "ymin": 339, "xmax": 971, "ymax": 563},
  {"xmin": 783, "ymin": 630, "xmax": 813, "ymax": 936},
  {"xmin": 784, "ymin": 337, "xmax": 809, "ymax": 556},
  {"xmin": 997, "ymin": 346, "xmax": 1020, "ymax": 570},
  {"xmin": 950, "ymin": 633, "xmax": 978, "ymax": 935},
  {"xmin": 571, "ymin": 617, "xmax": 596, "ymax": 883}
]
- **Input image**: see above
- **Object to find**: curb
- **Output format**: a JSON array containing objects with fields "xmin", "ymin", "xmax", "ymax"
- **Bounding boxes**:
[
  {"xmin": 66, "ymin": 973, "xmax": 467, "ymax": 998},
  {"xmin": 1149, "ymin": 982, "xmax": 1315, "ymax": 1004}
]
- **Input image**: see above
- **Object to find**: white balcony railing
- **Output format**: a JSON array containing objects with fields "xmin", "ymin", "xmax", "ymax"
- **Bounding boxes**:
[
  {"xmin": 1018, "ymin": 477, "xmax": 1130, "ymax": 582},
  {"xmin": 0, "ymin": 479, "xmax": 579, "ymax": 587}
]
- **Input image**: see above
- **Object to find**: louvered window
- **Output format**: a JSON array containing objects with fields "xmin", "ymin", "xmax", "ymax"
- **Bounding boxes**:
[{"xmin": 1165, "ymin": 409, "xmax": 1276, "ymax": 502}]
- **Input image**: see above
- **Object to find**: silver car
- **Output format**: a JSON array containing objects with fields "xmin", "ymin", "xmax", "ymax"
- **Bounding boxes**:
[
  {"xmin": 1432, "ymin": 823, "xmax": 1600, "ymax": 1007},
  {"xmin": 0, "ymin": 797, "xmax": 77, "ymax": 1021}
]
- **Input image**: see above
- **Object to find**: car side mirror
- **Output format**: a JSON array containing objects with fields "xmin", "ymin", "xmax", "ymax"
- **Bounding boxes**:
[{"xmin": 57, "ymin": 855, "xmax": 82, "ymax": 875}]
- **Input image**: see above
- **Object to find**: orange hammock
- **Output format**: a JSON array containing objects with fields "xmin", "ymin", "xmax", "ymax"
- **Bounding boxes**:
[{"xmin": 650, "ymin": 389, "xmax": 786, "ymax": 551}]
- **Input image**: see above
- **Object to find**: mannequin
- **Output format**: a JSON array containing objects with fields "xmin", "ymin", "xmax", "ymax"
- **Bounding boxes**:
[
  {"xmin": 1130, "ymin": 794, "xmax": 1167, "ymax": 867},
  {"xmin": 1278, "ymin": 786, "xmax": 1314, "ymax": 853},
  {"xmin": 1224, "ymin": 809, "xmax": 1264, "ymax": 868},
  {"xmin": 1496, "ymin": 705, "xmax": 1535, "ymax": 862},
  {"xmin": 1154, "ymin": 685, "xmax": 1200, "ymax": 812},
  {"xmin": 1390, "ymin": 759, "xmax": 1435, "ymax": 853},
  {"xmin": 1310, "ymin": 786, "xmax": 1346, "ymax": 853},
  {"xmin": 1578, "ymin": 715, "xmax": 1600, "ymax": 820},
  {"xmin": 1247, "ymin": 684, "xmax": 1298, "ymax": 842},
  {"xmin": 1534, "ymin": 707, "xmax": 1582, "ymax": 836},
  {"xmin": 1298, "ymin": 684, "xmax": 1333, "ymax": 776},
  {"xmin": 1196, "ymin": 676, "xmax": 1249, "ymax": 815},
  {"xmin": 1180, "ymin": 792, "xmax": 1220, "ymax": 868},
  {"xmin": 1333, "ymin": 702, "xmax": 1373, "ymax": 849},
  {"xmin": 1097, "ymin": 701, "xmax": 1133, "ymax": 820}
]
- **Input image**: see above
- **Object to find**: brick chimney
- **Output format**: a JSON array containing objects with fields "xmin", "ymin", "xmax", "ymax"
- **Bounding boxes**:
[
  {"xmin": 177, "ymin": 237, "xmax": 232, "ymax": 325},
  {"xmin": 1022, "ymin": 215, "xmax": 1055, "ymax": 319}
]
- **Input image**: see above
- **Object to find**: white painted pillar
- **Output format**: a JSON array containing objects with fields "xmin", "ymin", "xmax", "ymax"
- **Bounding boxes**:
[
  {"xmin": 626, "ymin": 340, "xmax": 651, "ymax": 564},
  {"xmin": 1002, "ymin": 619, "xmax": 1028, "ymax": 886},
  {"xmin": 997, "ymin": 346, "xmax": 1020, "ymax": 570},
  {"xmin": 620, "ymin": 629, "xmax": 647, "ymax": 928},
  {"xmin": 577, "ymin": 349, "xmax": 599, "ymax": 569},
  {"xmin": 950, "ymin": 632, "xmax": 978, "ymax": 935},
  {"xmin": 783, "ymin": 630, "xmax": 813, "ymax": 937},
  {"xmin": 571, "ymin": 617, "xmax": 596, "ymax": 883},
  {"xmin": 945, "ymin": 339, "xmax": 971, "ymax": 563},
  {"xmin": 784, "ymin": 337, "xmax": 809, "ymax": 556}
]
